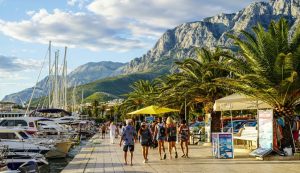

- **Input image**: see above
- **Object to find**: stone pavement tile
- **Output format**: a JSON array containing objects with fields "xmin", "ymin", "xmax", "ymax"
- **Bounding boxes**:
[{"xmin": 63, "ymin": 133, "xmax": 300, "ymax": 173}]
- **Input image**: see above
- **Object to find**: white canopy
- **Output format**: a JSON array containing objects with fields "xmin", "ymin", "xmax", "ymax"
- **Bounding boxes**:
[{"xmin": 213, "ymin": 93, "xmax": 272, "ymax": 111}]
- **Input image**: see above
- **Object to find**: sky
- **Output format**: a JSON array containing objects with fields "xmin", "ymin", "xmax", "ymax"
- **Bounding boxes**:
[{"xmin": 0, "ymin": 0, "xmax": 263, "ymax": 100}]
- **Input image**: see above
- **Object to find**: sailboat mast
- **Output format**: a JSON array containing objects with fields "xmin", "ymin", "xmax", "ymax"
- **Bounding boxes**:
[
  {"xmin": 63, "ymin": 46, "xmax": 68, "ymax": 110},
  {"xmin": 48, "ymin": 41, "xmax": 51, "ymax": 108},
  {"xmin": 54, "ymin": 50, "xmax": 59, "ymax": 108}
]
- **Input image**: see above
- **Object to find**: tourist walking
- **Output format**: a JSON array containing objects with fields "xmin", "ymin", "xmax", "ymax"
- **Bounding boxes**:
[
  {"xmin": 110, "ymin": 122, "xmax": 117, "ymax": 144},
  {"xmin": 138, "ymin": 122, "xmax": 152, "ymax": 163},
  {"xmin": 166, "ymin": 117, "xmax": 178, "ymax": 159},
  {"xmin": 154, "ymin": 117, "xmax": 167, "ymax": 160},
  {"xmin": 178, "ymin": 119, "xmax": 190, "ymax": 158},
  {"xmin": 101, "ymin": 123, "xmax": 107, "ymax": 139},
  {"xmin": 119, "ymin": 119, "xmax": 137, "ymax": 166}
]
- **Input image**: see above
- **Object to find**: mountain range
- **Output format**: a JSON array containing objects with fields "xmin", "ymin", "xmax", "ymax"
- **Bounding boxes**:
[{"xmin": 2, "ymin": 0, "xmax": 300, "ymax": 105}]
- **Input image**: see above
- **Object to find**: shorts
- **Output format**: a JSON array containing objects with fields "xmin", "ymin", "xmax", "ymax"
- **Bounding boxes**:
[
  {"xmin": 167, "ymin": 136, "xmax": 177, "ymax": 142},
  {"xmin": 123, "ymin": 145, "xmax": 134, "ymax": 152},
  {"xmin": 102, "ymin": 130, "xmax": 106, "ymax": 134},
  {"xmin": 180, "ymin": 136, "xmax": 188, "ymax": 142},
  {"xmin": 141, "ymin": 141, "xmax": 150, "ymax": 147},
  {"xmin": 157, "ymin": 136, "xmax": 166, "ymax": 141}
]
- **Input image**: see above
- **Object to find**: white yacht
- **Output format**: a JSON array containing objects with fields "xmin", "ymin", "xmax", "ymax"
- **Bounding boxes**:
[{"xmin": 0, "ymin": 128, "xmax": 72, "ymax": 158}]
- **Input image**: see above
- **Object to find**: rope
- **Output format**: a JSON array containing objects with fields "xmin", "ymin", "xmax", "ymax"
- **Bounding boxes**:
[{"xmin": 25, "ymin": 47, "xmax": 49, "ymax": 116}]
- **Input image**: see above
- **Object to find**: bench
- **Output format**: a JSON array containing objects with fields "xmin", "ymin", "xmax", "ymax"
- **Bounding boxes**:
[{"xmin": 233, "ymin": 126, "xmax": 257, "ymax": 150}]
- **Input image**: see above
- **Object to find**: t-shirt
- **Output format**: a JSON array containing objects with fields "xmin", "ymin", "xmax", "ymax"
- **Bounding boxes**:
[{"xmin": 121, "ymin": 125, "xmax": 137, "ymax": 145}]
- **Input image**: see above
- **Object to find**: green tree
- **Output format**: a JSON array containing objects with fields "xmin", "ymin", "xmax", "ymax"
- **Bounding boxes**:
[
  {"xmin": 92, "ymin": 100, "xmax": 99, "ymax": 117},
  {"xmin": 160, "ymin": 47, "xmax": 231, "ymax": 131},
  {"xmin": 217, "ymin": 18, "xmax": 300, "ymax": 149},
  {"xmin": 121, "ymin": 80, "xmax": 159, "ymax": 114}
]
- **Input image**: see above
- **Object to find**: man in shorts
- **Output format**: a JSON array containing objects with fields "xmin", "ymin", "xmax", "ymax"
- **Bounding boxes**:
[{"xmin": 119, "ymin": 119, "xmax": 137, "ymax": 166}]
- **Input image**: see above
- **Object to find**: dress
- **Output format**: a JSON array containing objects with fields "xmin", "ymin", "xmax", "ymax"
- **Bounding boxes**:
[{"xmin": 110, "ymin": 124, "xmax": 117, "ymax": 144}]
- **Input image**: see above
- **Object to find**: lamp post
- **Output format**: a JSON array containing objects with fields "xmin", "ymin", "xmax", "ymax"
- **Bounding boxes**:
[{"xmin": 185, "ymin": 97, "xmax": 187, "ymax": 121}]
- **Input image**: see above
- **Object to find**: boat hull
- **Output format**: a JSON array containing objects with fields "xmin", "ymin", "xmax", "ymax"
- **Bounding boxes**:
[{"xmin": 45, "ymin": 141, "xmax": 73, "ymax": 158}]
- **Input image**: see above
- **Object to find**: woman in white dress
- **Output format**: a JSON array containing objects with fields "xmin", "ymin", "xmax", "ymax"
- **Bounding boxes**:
[{"xmin": 110, "ymin": 122, "xmax": 117, "ymax": 144}]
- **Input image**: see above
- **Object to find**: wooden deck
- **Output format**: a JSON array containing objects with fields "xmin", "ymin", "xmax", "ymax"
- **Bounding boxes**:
[{"xmin": 62, "ymin": 133, "xmax": 300, "ymax": 173}]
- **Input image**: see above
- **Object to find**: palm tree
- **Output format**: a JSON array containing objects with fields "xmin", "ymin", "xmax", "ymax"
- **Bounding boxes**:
[
  {"xmin": 217, "ymin": 18, "xmax": 300, "ymax": 149},
  {"xmin": 160, "ymin": 47, "xmax": 231, "ymax": 131},
  {"xmin": 121, "ymin": 80, "xmax": 159, "ymax": 114},
  {"xmin": 92, "ymin": 100, "xmax": 99, "ymax": 117}
]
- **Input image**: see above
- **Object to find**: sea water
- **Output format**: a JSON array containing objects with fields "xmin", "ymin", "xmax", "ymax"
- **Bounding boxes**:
[{"xmin": 41, "ymin": 140, "xmax": 88, "ymax": 173}]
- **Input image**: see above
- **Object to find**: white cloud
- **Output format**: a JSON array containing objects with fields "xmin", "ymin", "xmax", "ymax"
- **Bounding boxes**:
[
  {"xmin": 67, "ymin": 0, "xmax": 89, "ymax": 8},
  {"xmin": 87, "ymin": 0, "xmax": 257, "ymax": 37},
  {"xmin": 0, "ymin": 9, "xmax": 145, "ymax": 51},
  {"xmin": 0, "ymin": 55, "xmax": 41, "ymax": 72},
  {"xmin": 26, "ymin": 10, "xmax": 35, "ymax": 16},
  {"xmin": 0, "ymin": 0, "xmax": 259, "ymax": 52}
]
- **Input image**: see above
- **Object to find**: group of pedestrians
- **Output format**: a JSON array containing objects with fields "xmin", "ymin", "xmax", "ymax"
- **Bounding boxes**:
[{"xmin": 117, "ymin": 117, "xmax": 190, "ymax": 166}]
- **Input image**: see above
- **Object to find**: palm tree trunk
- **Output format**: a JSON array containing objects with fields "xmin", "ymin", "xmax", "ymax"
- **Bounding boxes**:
[{"xmin": 211, "ymin": 111, "xmax": 221, "ymax": 132}]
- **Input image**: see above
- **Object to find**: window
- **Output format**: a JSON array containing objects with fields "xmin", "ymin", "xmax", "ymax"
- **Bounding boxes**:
[
  {"xmin": 61, "ymin": 118, "xmax": 72, "ymax": 121},
  {"xmin": 0, "ymin": 120, "xmax": 8, "ymax": 126},
  {"xmin": 0, "ymin": 133, "xmax": 18, "ymax": 139},
  {"xmin": 15, "ymin": 120, "xmax": 27, "ymax": 127},
  {"xmin": 0, "ymin": 120, "xmax": 28, "ymax": 127},
  {"xmin": 18, "ymin": 132, "xmax": 29, "ymax": 139}
]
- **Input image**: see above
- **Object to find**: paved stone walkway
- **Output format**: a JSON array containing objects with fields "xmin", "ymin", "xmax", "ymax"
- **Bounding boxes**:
[{"xmin": 62, "ymin": 134, "xmax": 300, "ymax": 173}]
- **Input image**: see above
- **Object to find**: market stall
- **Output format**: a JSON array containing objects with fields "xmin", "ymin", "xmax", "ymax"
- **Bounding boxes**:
[{"xmin": 212, "ymin": 93, "xmax": 272, "ymax": 159}]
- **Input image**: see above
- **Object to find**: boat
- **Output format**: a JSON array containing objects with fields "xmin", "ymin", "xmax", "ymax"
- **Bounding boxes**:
[
  {"xmin": 0, "ymin": 141, "xmax": 50, "ymax": 155},
  {"xmin": 0, "ymin": 127, "xmax": 73, "ymax": 158},
  {"xmin": 5, "ymin": 152, "xmax": 48, "ymax": 171},
  {"xmin": 0, "ymin": 117, "xmax": 39, "ymax": 134}
]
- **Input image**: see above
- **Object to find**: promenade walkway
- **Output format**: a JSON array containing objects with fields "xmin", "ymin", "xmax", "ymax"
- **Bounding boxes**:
[{"xmin": 62, "ymin": 134, "xmax": 300, "ymax": 173}]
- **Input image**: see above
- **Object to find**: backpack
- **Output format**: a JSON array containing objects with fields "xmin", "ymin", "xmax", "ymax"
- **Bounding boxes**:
[
  {"xmin": 169, "ymin": 127, "xmax": 177, "ymax": 137},
  {"xmin": 158, "ymin": 125, "xmax": 165, "ymax": 137}
]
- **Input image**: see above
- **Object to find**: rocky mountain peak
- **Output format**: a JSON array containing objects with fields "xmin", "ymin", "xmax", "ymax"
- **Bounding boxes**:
[
  {"xmin": 122, "ymin": 0, "xmax": 300, "ymax": 74},
  {"xmin": 270, "ymin": 0, "xmax": 300, "ymax": 17}
]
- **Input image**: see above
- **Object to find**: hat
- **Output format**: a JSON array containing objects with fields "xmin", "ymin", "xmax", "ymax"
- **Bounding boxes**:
[{"xmin": 141, "ymin": 122, "xmax": 147, "ymax": 126}]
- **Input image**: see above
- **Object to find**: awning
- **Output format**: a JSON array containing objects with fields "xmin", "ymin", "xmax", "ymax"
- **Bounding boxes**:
[
  {"xmin": 128, "ymin": 105, "xmax": 179, "ymax": 115},
  {"xmin": 213, "ymin": 93, "xmax": 272, "ymax": 111}
]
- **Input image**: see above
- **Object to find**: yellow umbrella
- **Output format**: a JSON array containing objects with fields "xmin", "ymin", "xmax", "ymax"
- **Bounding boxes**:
[{"xmin": 127, "ymin": 105, "xmax": 179, "ymax": 115}]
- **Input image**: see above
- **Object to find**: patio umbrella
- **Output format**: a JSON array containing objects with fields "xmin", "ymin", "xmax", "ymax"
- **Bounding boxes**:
[{"xmin": 127, "ymin": 105, "xmax": 179, "ymax": 115}]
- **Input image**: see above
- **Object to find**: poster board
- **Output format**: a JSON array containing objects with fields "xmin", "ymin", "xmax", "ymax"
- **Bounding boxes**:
[
  {"xmin": 258, "ymin": 109, "xmax": 273, "ymax": 149},
  {"xmin": 145, "ymin": 116, "xmax": 154, "ymax": 123},
  {"xmin": 212, "ymin": 133, "xmax": 218, "ymax": 157},
  {"xmin": 250, "ymin": 109, "xmax": 273, "ymax": 157},
  {"xmin": 212, "ymin": 133, "xmax": 234, "ymax": 159}
]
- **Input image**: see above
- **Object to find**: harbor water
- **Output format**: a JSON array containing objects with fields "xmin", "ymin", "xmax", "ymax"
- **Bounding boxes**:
[{"xmin": 41, "ymin": 140, "xmax": 88, "ymax": 173}]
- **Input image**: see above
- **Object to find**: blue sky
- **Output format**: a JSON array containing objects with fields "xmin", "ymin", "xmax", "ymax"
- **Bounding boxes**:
[{"xmin": 0, "ymin": 0, "xmax": 261, "ymax": 100}]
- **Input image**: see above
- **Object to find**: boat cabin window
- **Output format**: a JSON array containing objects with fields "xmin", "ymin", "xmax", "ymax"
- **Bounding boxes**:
[
  {"xmin": 0, "ymin": 120, "xmax": 28, "ymax": 127},
  {"xmin": 0, "ymin": 132, "xmax": 18, "ymax": 139},
  {"xmin": 18, "ymin": 132, "xmax": 29, "ymax": 139}
]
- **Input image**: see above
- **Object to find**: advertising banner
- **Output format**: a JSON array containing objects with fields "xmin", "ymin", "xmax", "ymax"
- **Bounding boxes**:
[
  {"xmin": 145, "ymin": 116, "xmax": 154, "ymax": 123},
  {"xmin": 258, "ymin": 109, "xmax": 273, "ymax": 149},
  {"xmin": 218, "ymin": 133, "xmax": 234, "ymax": 159},
  {"xmin": 212, "ymin": 133, "xmax": 234, "ymax": 159}
]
